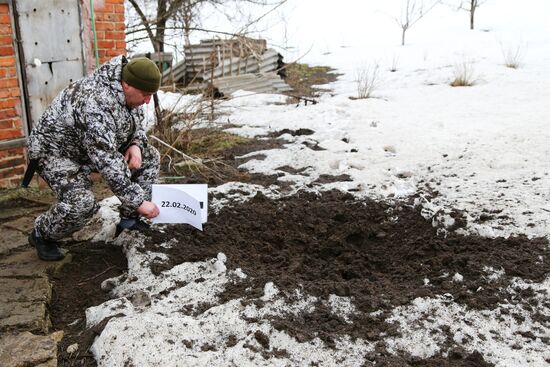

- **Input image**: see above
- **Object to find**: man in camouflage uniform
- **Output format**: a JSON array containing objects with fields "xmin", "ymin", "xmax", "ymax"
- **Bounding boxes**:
[{"xmin": 26, "ymin": 56, "xmax": 162, "ymax": 261}]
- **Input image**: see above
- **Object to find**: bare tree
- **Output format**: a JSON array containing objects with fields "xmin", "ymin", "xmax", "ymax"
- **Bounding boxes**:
[
  {"xmin": 175, "ymin": 0, "xmax": 214, "ymax": 47},
  {"xmin": 127, "ymin": 0, "xmax": 185, "ymax": 52},
  {"xmin": 455, "ymin": 0, "xmax": 488, "ymax": 30},
  {"xmin": 394, "ymin": 0, "xmax": 441, "ymax": 46},
  {"xmin": 126, "ymin": 0, "xmax": 286, "ymax": 53}
]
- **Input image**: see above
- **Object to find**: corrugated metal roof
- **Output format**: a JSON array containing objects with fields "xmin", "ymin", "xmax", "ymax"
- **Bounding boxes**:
[
  {"xmin": 213, "ymin": 72, "xmax": 292, "ymax": 95},
  {"xmin": 202, "ymin": 48, "xmax": 281, "ymax": 80},
  {"xmin": 161, "ymin": 38, "xmax": 291, "ymax": 95}
]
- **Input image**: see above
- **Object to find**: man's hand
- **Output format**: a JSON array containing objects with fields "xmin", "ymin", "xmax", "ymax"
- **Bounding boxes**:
[
  {"xmin": 137, "ymin": 201, "xmax": 160, "ymax": 218},
  {"xmin": 124, "ymin": 145, "xmax": 142, "ymax": 170}
]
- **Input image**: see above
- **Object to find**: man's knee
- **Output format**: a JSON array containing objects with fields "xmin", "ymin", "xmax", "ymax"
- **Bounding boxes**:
[
  {"xmin": 143, "ymin": 145, "xmax": 160, "ymax": 170},
  {"xmin": 59, "ymin": 188, "xmax": 98, "ymax": 219}
]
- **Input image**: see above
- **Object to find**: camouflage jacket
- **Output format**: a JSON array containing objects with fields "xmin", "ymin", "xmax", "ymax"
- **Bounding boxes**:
[{"xmin": 28, "ymin": 55, "xmax": 149, "ymax": 210}]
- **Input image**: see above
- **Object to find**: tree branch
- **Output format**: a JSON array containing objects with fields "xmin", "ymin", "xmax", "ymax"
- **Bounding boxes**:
[{"xmin": 127, "ymin": 0, "xmax": 157, "ymax": 51}]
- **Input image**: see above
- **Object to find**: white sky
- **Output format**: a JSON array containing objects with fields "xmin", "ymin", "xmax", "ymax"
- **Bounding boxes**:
[{"xmin": 94, "ymin": 1, "xmax": 550, "ymax": 365}]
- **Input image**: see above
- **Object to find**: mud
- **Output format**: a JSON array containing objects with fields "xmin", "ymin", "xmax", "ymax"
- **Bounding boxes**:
[
  {"xmin": 44, "ymin": 133, "xmax": 550, "ymax": 366},
  {"xmin": 49, "ymin": 241, "xmax": 127, "ymax": 366},
  {"xmin": 136, "ymin": 189, "xmax": 548, "ymax": 366},
  {"xmin": 46, "ymin": 186, "xmax": 550, "ymax": 366}
]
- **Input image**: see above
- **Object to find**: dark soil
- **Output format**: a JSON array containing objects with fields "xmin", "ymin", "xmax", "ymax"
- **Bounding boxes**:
[
  {"xmin": 46, "ymin": 185, "xmax": 550, "ymax": 366},
  {"xmin": 13, "ymin": 128, "xmax": 540, "ymax": 366},
  {"xmin": 49, "ymin": 241, "xmax": 127, "ymax": 366},
  {"xmin": 138, "ymin": 189, "xmax": 548, "ymax": 366},
  {"xmin": 45, "ymin": 132, "xmax": 550, "ymax": 366}
]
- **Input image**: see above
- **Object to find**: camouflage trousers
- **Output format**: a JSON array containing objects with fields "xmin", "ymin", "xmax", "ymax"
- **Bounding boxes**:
[{"xmin": 34, "ymin": 145, "xmax": 159, "ymax": 241}]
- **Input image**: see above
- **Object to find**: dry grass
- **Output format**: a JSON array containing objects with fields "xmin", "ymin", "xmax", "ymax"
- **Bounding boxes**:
[
  {"xmin": 283, "ymin": 63, "xmax": 340, "ymax": 102},
  {"xmin": 354, "ymin": 62, "xmax": 380, "ymax": 99},
  {"xmin": 150, "ymin": 119, "xmax": 249, "ymax": 181},
  {"xmin": 501, "ymin": 43, "xmax": 525, "ymax": 69},
  {"xmin": 450, "ymin": 57, "xmax": 476, "ymax": 87},
  {"xmin": 148, "ymin": 93, "xmax": 249, "ymax": 183}
]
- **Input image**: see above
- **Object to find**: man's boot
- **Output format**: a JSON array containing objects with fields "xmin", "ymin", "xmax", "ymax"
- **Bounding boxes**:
[
  {"xmin": 28, "ymin": 228, "xmax": 65, "ymax": 261},
  {"xmin": 115, "ymin": 217, "xmax": 150, "ymax": 237}
]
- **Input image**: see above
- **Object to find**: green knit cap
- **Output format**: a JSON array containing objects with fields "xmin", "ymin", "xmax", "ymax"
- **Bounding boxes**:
[{"xmin": 122, "ymin": 57, "xmax": 161, "ymax": 93}]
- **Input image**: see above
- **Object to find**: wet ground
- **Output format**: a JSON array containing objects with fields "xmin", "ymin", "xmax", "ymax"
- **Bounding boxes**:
[
  {"xmin": 47, "ymin": 149, "xmax": 550, "ymax": 365},
  {"xmin": 4, "ymin": 66, "xmax": 548, "ymax": 366}
]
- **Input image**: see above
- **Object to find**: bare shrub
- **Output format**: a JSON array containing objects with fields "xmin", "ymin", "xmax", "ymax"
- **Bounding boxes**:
[
  {"xmin": 394, "ymin": 0, "xmax": 441, "ymax": 46},
  {"xmin": 390, "ymin": 54, "xmax": 400, "ymax": 72},
  {"xmin": 354, "ymin": 62, "xmax": 380, "ymax": 99},
  {"xmin": 450, "ymin": 56, "xmax": 476, "ymax": 87},
  {"xmin": 501, "ymin": 42, "xmax": 525, "ymax": 69},
  {"xmin": 149, "ymin": 95, "xmax": 221, "ymax": 177}
]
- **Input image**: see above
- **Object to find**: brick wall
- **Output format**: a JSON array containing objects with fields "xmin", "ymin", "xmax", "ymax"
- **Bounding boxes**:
[
  {"xmin": 0, "ymin": 3, "xmax": 26, "ymax": 187},
  {"xmin": 93, "ymin": 0, "xmax": 127, "ymax": 64}
]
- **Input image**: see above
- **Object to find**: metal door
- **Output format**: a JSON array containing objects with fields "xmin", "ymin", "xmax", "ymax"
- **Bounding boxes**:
[{"xmin": 14, "ymin": 0, "xmax": 86, "ymax": 127}]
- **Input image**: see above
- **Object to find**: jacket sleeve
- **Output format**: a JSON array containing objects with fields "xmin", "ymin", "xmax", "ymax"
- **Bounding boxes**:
[
  {"xmin": 79, "ymin": 104, "xmax": 145, "ymax": 211},
  {"xmin": 129, "ymin": 108, "xmax": 148, "ymax": 150}
]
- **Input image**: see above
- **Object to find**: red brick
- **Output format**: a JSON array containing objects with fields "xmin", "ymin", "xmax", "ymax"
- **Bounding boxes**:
[
  {"xmin": 0, "ymin": 14, "xmax": 10, "ymax": 25},
  {"xmin": 114, "ymin": 4, "xmax": 125, "ymax": 14},
  {"xmin": 95, "ymin": 14, "xmax": 111, "ymax": 22},
  {"xmin": 0, "ymin": 45, "xmax": 12, "ymax": 56},
  {"xmin": 0, "ymin": 149, "xmax": 24, "ymax": 160},
  {"xmin": 111, "ymin": 13, "xmax": 125, "ymax": 22},
  {"xmin": 0, "ymin": 56, "xmax": 15, "ymax": 67},
  {"xmin": 102, "ymin": 13, "xmax": 121, "ymax": 22},
  {"xmin": 0, "ymin": 165, "xmax": 24, "ymax": 179},
  {"xmin": 0, "ymin": 98, "xmax": 18, "ymax": 109},
  {"xmin": 6, "ymin": 176, "xmax": 24, "ymax": 188},
  {"xmin": 0, "ymin": 117, "xmax": 19, "ymax": 130},
  {"xmin": 0, "ymin": 128, "xmax": 23, "ymax": 140},
  {"xmin": 0, "ymin": 116, "xmax": 20, "ymax": 124},
  {"xmin": 0, "ymin": 66, "xmax": 16, "ymax": 78},
  {"xmin": 9, "ymin": 87, "xmax": 20, "ymax": 97},
  {"xmin": 94, "ymin": 22, "xmax": 116, "ymax": 31},
  {"xmin": 8, "ymin": 67, "xmax": 16, "ymax": 77},
  {"xmin": 0, "ymin": 108, "xmax": 17, "ymax": 119},
  {"xmin": 0, "ymin": 5, "xmax": 9, "ymax": 14},
  {"xmin": 96, "ymin": 4, "xmax": 114, "ymax": 12},
  {"xmin": 0, "ymin": 77, "xmax": 17, "ymax": 88},
  {"xmin": 0, "ymin": 156, "xmax": 24, "ymax": 170},
  {"xmin": 104, "ymin": 48, "xmax": 123, "ymax": 58},
  {"xmin": 0, "ymin": 119, "xmax": 13, "ymax": 129},
  {"xmin": 95, "ymin": 30, "xmax": 105, "ymax": 40},
  {"xmin": 0, "ymin": 147, "xmax": 24, "ymax": 159},
  {"xmin": 97, "ymin": 40, "xmax": 115, "ymax": 49},
  {"xmin": 104, "ymin": 0, "xmax": 124, "ymax": 4},
  {"xmin": 0, "ymin": 87, "xmax": 18, "ymax": 98},
  {"xmin": 105, "ymin": 31, "xmax": 125, "ymax": 41},
  {"xmin": 12, "ymin": 118, "xmax": 22, "ymax": 129},
  {"xmin": 0, "ymin": 35, "xmax": 11, "ymax": 45},
  {"xmin": 0, "ymin": 24, "xmax": 11, "ymax": 35}
]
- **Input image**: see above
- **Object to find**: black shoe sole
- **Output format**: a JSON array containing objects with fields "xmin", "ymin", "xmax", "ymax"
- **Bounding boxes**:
[{"xmin": 29, "ymin": 231, "xmax": 66, "ymax": 261}]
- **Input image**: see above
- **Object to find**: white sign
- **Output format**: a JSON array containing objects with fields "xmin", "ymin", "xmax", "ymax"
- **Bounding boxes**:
[{"xmin": 151, "ymin": 184, "xmax": 208, "ymax": 230}]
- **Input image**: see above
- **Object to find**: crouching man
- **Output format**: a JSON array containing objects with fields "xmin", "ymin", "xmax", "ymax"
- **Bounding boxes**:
[{"xmin": 24, "ymin": 56, "xmax": 162, "ymax": 261}]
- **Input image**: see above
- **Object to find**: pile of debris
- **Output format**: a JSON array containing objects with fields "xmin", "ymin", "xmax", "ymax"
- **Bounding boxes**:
[{"xmin": 161, "ymin": 37, "xmax": 291, "ymax": 96}]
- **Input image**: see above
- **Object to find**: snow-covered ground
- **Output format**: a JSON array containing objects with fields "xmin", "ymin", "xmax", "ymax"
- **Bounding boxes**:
[{"xmin": 89, "ymin": 1, "xmax": 550, "ymax": 365}]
